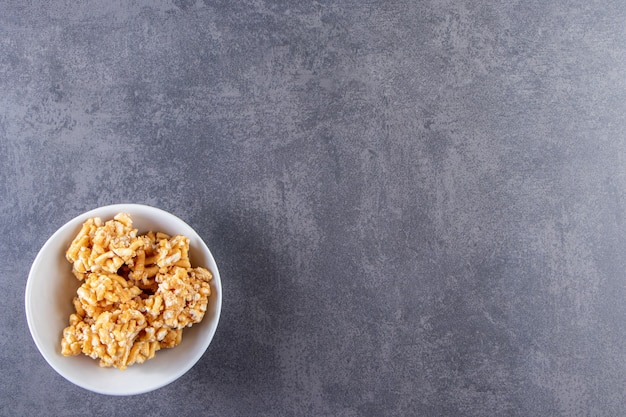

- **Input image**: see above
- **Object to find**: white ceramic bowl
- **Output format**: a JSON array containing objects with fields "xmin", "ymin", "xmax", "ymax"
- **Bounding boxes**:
[{"xmin": 25, "ymin": 204, "xmax": 222, "ymax": 395}]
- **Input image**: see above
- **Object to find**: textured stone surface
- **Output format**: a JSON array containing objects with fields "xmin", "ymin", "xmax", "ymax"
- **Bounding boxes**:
[{"xmin": 2, "ymin": 1, "xmax": 626, "ymax": 415}]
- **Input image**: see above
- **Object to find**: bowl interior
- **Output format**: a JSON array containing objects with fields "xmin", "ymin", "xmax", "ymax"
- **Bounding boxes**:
[{"xmin": 25, "ymin": 204, "xmax": 222, "ymax": 395}]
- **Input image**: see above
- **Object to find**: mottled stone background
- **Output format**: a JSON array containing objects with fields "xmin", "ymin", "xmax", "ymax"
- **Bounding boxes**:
[{"xmin": 2, "ymin": 1, "xmax": 626, "ymax": 415}]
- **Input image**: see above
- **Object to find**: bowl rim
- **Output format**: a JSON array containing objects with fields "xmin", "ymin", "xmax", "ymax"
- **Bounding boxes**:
[{"xmin": 25, "ymin": 203, "xmax": 222, "ymax": 395}]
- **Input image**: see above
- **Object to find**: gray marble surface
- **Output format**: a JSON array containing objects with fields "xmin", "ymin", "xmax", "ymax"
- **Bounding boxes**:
[{"xmin": 2, "ymin": 1, "xmax": 626, "ymax": 415}]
